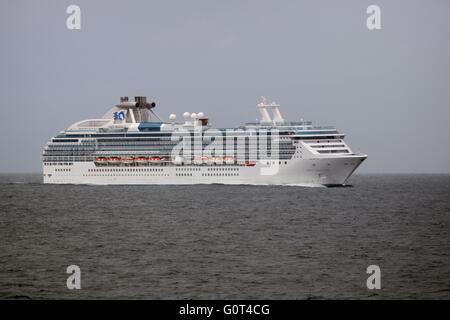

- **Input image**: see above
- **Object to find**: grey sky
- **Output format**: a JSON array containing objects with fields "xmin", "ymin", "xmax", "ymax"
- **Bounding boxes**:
[{"xmin": 1, "ymin": 0, "xmax": 449, "ymax": 173}]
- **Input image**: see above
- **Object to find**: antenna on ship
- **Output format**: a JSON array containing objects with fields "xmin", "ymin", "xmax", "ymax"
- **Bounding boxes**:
[
  {"xmin": 257, "ymin": 96, "xmax": 272, "ymax": 125},
  {"xmin": 269, "ymin": 100, "xmax": 285, "ymax": 125}
]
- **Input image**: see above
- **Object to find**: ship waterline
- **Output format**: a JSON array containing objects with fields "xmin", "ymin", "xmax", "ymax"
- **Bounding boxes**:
[{"xmin": 42, "ymin": 96, "xmax": 367, "ymax": 186}]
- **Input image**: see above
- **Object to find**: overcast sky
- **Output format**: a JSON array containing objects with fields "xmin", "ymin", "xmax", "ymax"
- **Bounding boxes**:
[{"xmin": 1, "ymin": 0, "xmax": 449, "ymax": 173}]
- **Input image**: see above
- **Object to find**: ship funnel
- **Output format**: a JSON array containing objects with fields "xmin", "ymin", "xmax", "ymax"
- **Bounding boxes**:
[
  {"xmin": 116, "ymin": 96, "xmax": 155, "ymax": 109},
  {"xmin": 135, "ymin": 96, "xmax": 146, "ymax": 108},
  {"xmin": 133, "ymin": 96, "xmax": 156, "ymax": 109}
]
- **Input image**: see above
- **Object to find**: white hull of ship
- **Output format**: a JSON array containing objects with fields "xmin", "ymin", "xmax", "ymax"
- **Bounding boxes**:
[{"xmin": 43, "ymin": 155, "xmax": 366, "ymax": 187}]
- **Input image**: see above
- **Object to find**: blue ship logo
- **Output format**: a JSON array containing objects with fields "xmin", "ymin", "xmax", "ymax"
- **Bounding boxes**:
[{"xmin": 113, "ymin": 111, "xmax": 125, "ymax": 120}]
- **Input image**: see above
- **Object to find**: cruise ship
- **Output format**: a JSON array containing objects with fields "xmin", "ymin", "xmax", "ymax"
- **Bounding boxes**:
[{"xmin": 42, "ymin": 96, "xmax": 367, "ymax": 186}]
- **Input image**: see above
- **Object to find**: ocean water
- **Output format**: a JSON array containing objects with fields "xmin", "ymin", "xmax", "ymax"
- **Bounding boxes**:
[{"xmin": 0, "ymin": 174, "xmax": 449, "ymax": 299}]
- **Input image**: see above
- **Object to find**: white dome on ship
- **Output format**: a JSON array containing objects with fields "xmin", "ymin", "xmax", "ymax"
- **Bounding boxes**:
[
  {"xmin": 169, "ymin": 113, "xmax": 176, "ymax": 120},
  {"xmin": 190, "ymin": 112, "xmax": 198, "ymax": 119},
  {"xmin": 198, "ymin": 112, "xmax": 205, "ymax": 118},
  {"xmin": 183, "ymin": 112, "xmax": 190, "ymax": 119}
]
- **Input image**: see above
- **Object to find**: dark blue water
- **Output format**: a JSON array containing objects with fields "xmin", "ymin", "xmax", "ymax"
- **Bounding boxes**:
[{"xmin": 0, "ymin": 174, "xmax": 449, "ymax": 299}]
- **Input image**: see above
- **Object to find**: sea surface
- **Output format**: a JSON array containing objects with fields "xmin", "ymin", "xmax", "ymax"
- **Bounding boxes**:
[{"xmin": 0, "ymin": 174, "xmax": 449, "ymax": 299}]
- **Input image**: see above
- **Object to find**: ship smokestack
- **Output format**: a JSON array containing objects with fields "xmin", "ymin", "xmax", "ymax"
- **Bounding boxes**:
[
  {"xmin": 135, "ymin": 96, "xmax": 147, "ymax": 107},
  {"xmin": 135, "ymin": 96, "xmax": 156, "ymax": 109},
  {"xmin": 116, "ymin": 96, "xmax": 156, "ymax": 109}
]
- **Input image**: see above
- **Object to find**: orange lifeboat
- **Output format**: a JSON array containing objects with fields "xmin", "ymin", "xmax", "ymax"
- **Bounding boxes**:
[
  {"xmin": 223, "ymin": 156, "xmax": 235, "ymax": 165},
  {"xmin": 213, "ymin": 157, "xmax": 223, "ymax": 164},
  {"xmin": 135, "ymin": 157, "xmax": 149, "ymax": 165},
  {"xmin": 205, "ymin": 157, "xmax": 215, "ymax": 165},
  {"xmin": 149, "ymin": 157, "xmax": 161, "ymax": 164},
  {"xmin": 244, "ymin": 161, "xmax": 256, "ymax": 167},
  {"xmin": 121, "ymin": 156, "xmax": 134, "ymax": 165},
  {"xmin": 94, "ymin": 157, "xmax": 108, "ymax": 165},
  {"xmin": 107, "ymin": 156, "xmax": 121, "ymax": 165},
  {"xmin": 193, "ymin": 156, "xmax": 203, "ymax": 165}
]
